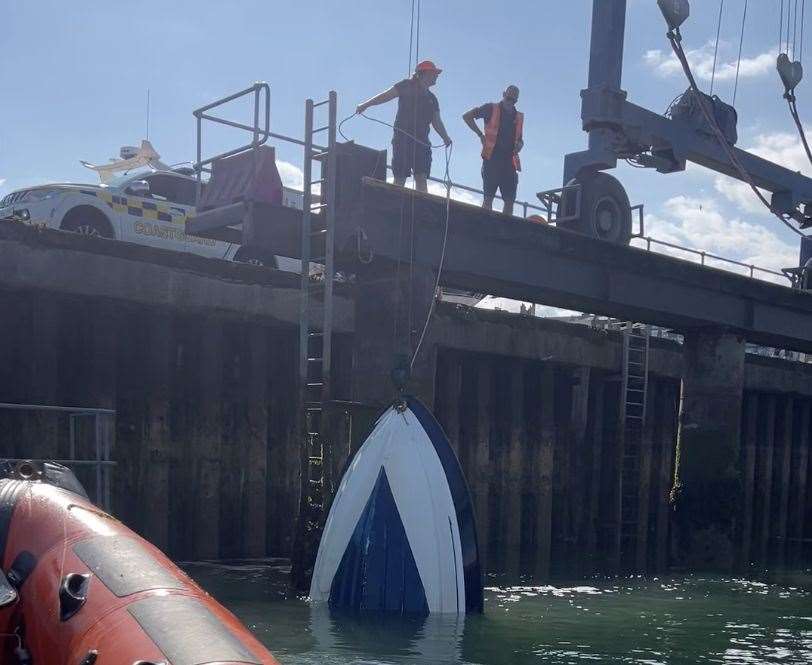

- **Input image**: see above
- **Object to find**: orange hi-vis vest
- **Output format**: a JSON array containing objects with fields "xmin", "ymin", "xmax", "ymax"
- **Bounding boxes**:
[{"xmin": 481, "ymin": 103, "xmax": 524, "ymax": 172}]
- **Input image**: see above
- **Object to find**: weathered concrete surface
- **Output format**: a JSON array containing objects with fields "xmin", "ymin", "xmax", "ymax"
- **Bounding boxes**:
[
  {"xmin": 674, "ymin": 331, "xmax": 746, "ymax": 570},
  {"xmin": 352, "ymin": 264, "xmax": 438, "ymax": 408},
  {"xmin": 0, "ymin": 225, "xmax": 809, "ymax": 575},
  {"xmin": 0, "ymin": 221, "xmax": 352, "ymax": 331},
  {"xmin": 350, "ymin": 179, "xmax": 812, "ymax": 352}
]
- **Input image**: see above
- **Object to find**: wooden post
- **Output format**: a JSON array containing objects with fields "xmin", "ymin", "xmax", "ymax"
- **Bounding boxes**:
[
  {"xmin": 241, "ymin": 326, "xmax": 270, "ymax": 557},
  {"xmin": 636, "ymin": 381, "xmax": 658, "ymax": 572},
  {"xmin": 437, "ymin": 351, "xmax": 462, "ymax": 456},
  {"xmin": 535, "ymin": 365, "xmax": 555, "ymax": 581},
  {"xmin": 740, "ymin": 393, "xmax": 759, "ymax": 568},
  {"xmin": 791, "ymin": 402, "xmax": 810, "ymax": 567},
  {"xmin": 193, "ymin": 321, "xmax": 223, "ymax": 559},
  {"xmin": 584, "ymin": 377, "xmax": 605, "ymax": 576},
  {"xmin": 655, "ymin": 383, "xmax": 677, "ymax": 574},
  {"xmin": 475, "ymin": 357, "xmax": 492, "ymax": 572},
  {"xmin": 758, "ymin": 395, "xmax": 776, "ymax": 566},
  {"xmin": 776, "ymin": 397, "xmax": 794, "ymax": 568},
  {"xmin": 570, "ymin": 367, "xmax": 590, "ymax": 575},
  {"xmin": 502, "ymin": 360, "xmax": 525, "ymax": 580},
  {"xmin": 140, "ymin": 313, "xmax": 172, "ymax": 551},
  {"xmin": 267, "ymin": 329, "xmax": 298, "ymax": 556}
]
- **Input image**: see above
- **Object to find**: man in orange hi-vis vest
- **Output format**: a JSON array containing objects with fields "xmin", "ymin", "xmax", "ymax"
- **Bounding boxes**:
[{"xmin": 463, "ymin": 85, "xmax": 524, "ymax": 216}]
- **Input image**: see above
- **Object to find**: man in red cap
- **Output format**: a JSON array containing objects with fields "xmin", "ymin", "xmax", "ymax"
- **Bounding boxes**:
[{"xmin": 356, "ymin": 60, "xmax": 452, "ymax": 193}]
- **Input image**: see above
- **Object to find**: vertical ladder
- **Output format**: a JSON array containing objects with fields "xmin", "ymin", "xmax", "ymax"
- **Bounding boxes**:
[
  {"xmin": 292, "ymin": 92, "xmax": 337, "ymax": 588},
  {"xmin": 618, "ymin": 322, "xmax": 650, "ymax": 568}
]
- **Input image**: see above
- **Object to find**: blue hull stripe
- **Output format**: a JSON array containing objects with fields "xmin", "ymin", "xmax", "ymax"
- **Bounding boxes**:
[{"xmin": 329, "ymin": 468, "xmax": 429, "ymax": 616}]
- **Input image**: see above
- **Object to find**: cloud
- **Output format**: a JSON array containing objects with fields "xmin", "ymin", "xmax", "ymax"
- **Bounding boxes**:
[
  {"xmin": 0, "ymin": 179, "xmax": 5, "ymax": 187},
  {"xmin": 644, "ymin": 44, "xmax": 775, "ymax": 83},
  {"xmin": 633, "ymin": 195, "xmax": 796, "ymax": 283},
  {"xmin": 276, "ymin": 160, "xmax": 304, "ymax": 190},
  {"xmin": 712, "ymin": 130, "xmax": 810, "ymax": 214}
]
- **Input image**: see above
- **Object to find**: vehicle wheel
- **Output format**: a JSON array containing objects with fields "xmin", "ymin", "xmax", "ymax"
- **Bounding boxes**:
[
  {"xmin": 233, "ymin": 247, "xmax": 279, "ymax": 269},
  {"xmin": 559, "ymin": 171, "xmax": 632, "ymax": 245},
  {"xmin": 60, "ymin": 206, "xmax": 114, "ymax": 239}
]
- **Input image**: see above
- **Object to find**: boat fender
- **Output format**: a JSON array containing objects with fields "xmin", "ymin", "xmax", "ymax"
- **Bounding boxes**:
[{"xmin": 59, "ymin": 572, "xmax": 91, "ymax": 621}]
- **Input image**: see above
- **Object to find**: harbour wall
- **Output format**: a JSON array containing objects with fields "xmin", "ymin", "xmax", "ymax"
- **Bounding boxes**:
[{"xmin": 0, "ymin": 222, "xmax": 810, "ymax": 577}]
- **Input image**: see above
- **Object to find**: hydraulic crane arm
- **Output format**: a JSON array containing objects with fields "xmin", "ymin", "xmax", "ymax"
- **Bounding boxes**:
[{"xmin": 563, "ymin": 0, "xmax": 812, "ymax": 221}]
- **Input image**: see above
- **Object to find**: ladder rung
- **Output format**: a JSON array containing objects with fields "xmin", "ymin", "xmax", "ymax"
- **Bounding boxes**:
[
  {"xmin": 310, "ymin": 229, "xmax": 328, "ymax": 236},
  {"xmin": 310, "ymin": 178, "xmax": 326, "ymax": 186},
  {"xmin": 313, "ymin": 125, "xmax": 330, "ymax": 134},
  {"xmin": 313, "ymin": 99, "xmax": 331, "ymax": 108},
  {"xmin": 309, "ymin": 332, "xmax": 323, "ymax": 337},
  {"xmin": 307, "ymin": 357, "xmax": 323, "ymax": 362},
  {"xmin": 311, "ymin": 150, "xmax": 330, "ymax": 159},
  {"xmin": 307, "ymin": 381, "xmax": 324, "ymax": 387},
  {"xmin": 310, "ymin": 203, "xmax": 327, "ymax": 210}
]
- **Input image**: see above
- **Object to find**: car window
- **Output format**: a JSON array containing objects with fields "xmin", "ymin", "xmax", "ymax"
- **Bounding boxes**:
[{"xmin": 141, "ymin": 174, "xmax": 198, "ymax": 206}]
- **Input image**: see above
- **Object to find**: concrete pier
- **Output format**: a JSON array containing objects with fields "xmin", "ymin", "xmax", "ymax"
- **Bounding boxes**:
[
  {"xmin": 0, "ymin": 221, "xmax": 811, "ymax": 576},
  {"xmin": 673, "ymin": 330, "xmax": 746, "ymax": 569}
]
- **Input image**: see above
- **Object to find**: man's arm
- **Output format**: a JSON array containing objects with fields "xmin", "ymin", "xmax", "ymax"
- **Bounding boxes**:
[
  {"xmin": 431, "ymin": 111, "xmax": 452, "ymax": 146},
  {"xmin": 515, "ymin": 138, "xmax": 524, "ymax": 153},
  {"xmin": 462, "ymin": 107, "xmax": 485, "ymax": 146},
  {"xmin": 356, "ymin": 86, "xmax": 399, "ymax": 115}
]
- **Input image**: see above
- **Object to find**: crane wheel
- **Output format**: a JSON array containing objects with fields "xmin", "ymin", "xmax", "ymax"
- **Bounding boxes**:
[{"xmin": 560, "ymin": 171, "xmax": 632, "ymax": 245}]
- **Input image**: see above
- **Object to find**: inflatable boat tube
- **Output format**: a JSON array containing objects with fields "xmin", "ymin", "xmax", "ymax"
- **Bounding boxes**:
[
  {"xmin": 0, "ymin": 460, "xmax": 279, "ymax": 665},
  {"xmin": 309, "ymin": 396, "xmax": 483, "ymax": 616}
]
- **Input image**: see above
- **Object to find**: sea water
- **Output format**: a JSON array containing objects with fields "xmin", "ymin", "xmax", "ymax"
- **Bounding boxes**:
[{"xmin": 187, "ymin": 561, "xmax": 812, "ymax": 664}]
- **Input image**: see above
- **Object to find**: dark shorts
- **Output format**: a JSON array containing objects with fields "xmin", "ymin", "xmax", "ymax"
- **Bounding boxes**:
[
  {"xmin": 482, "ymin": 156, "xmax": 518, "ymax": 201},
  {"xmin": 392, "ymin": 134, "xmax": 432, "ymax": 179}
]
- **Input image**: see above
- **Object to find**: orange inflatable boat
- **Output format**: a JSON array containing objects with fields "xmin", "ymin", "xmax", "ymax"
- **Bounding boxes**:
[{"xmin": 0, "ymin": 460, "xmax": 280, "ymax": 665}]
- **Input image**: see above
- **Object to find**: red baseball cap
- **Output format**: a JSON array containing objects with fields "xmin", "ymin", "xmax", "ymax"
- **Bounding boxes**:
[{"xmin": 415, "ymin": 60, "xmax": 442, "ymax": 74}]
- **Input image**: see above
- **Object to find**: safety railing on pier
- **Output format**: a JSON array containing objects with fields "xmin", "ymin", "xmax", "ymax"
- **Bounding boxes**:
[
  {"xmin": 0, "ymin": 402, "xmax": 116, "ymax": 511},
  {"xmin": 190, "ymin": 83, "xmax": 791, "ymax": 290},
  {"xmin": 630, "ymin": 235, "xmax": 790, "ymax": 284}
]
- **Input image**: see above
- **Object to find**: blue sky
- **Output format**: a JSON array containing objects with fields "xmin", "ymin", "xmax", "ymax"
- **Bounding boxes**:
[{"xmin": 2, "ymin": 0, "xmax": 809, "ymax": 278}]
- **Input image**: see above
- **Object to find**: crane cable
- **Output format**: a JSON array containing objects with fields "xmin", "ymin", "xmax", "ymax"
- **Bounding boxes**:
[
  {"xmin": 780, "ymin": 0, "xmax": 812, "ymax": 168},
  {"xmin": 710, "ymin": 0, "xmax": 725, "ymax": 96},
  {"xmin": 341, "ymin": 0, "xmax": 453, "ymax": 385},
  {"xmin": 732, "ymin": 0, "xmax": 748, "ymax": 105},
  {"xmin": 665, "ymin": 27, "xmax": 804, "ymax": 236}
]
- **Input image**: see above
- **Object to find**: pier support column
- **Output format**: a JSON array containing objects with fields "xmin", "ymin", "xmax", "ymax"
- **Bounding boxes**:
[
  {"xmin": 352, "ymin": 264, "xmax": 438, "ymax": 409},
  {"xmin": 673, "ymin": 330, "xmax": 745, "ymax": 569}
]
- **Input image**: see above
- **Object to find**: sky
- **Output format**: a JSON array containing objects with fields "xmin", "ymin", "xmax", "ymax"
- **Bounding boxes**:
[{"xmin": 2, "ymin": 0, "xmax": 811, "ymax": 300}]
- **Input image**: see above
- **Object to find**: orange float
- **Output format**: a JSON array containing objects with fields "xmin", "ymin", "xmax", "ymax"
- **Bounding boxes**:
[{"xmin": 0, "ymin": 461, "xmax": 280, "ymax": 665}]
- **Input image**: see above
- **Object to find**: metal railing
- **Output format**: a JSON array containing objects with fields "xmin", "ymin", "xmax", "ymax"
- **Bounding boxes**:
[
  {"xmin": 193, "ymin": 82, "xmax": 271, "ymax": 204},
  {"xmin": 631, "ymin": 235, "xmax": 789, "ymax": 283},
  {"xmin": 0, "ymin": 402, "xmax": 116, "ymax": 511}
]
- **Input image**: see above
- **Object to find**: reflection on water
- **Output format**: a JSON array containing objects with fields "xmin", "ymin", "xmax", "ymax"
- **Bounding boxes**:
[{"xmin": 185, "ymin": 561, "xmax": 812, "ymax": 664}]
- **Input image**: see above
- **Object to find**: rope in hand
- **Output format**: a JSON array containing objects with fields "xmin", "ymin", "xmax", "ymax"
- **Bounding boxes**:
[{"xmin": 338, "ymin": 110, "xmax": 454, "ymax": 374}]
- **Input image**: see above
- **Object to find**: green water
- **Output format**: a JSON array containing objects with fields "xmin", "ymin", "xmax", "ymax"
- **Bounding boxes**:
[{"xmin": 186, "ymin": 561, "xmax": 812, "ymax": 664}]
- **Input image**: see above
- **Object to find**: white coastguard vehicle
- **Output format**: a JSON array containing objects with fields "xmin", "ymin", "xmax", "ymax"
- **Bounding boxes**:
[{"xmin": 0, "ymin": 141, "xmax": 301, "ymax": 267}]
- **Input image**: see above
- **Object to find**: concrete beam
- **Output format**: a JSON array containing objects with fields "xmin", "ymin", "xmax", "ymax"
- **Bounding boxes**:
[
  {"xmin": 673, "ymin": 330, "xmax": 746, "ymax": 569},
  {"xmin": 0, "ymin": 221, "xmax": 352, "ymax": 331},
  {"xmin": 349, "ymin": 180, "xmax": 812, "ymax": 352}
]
